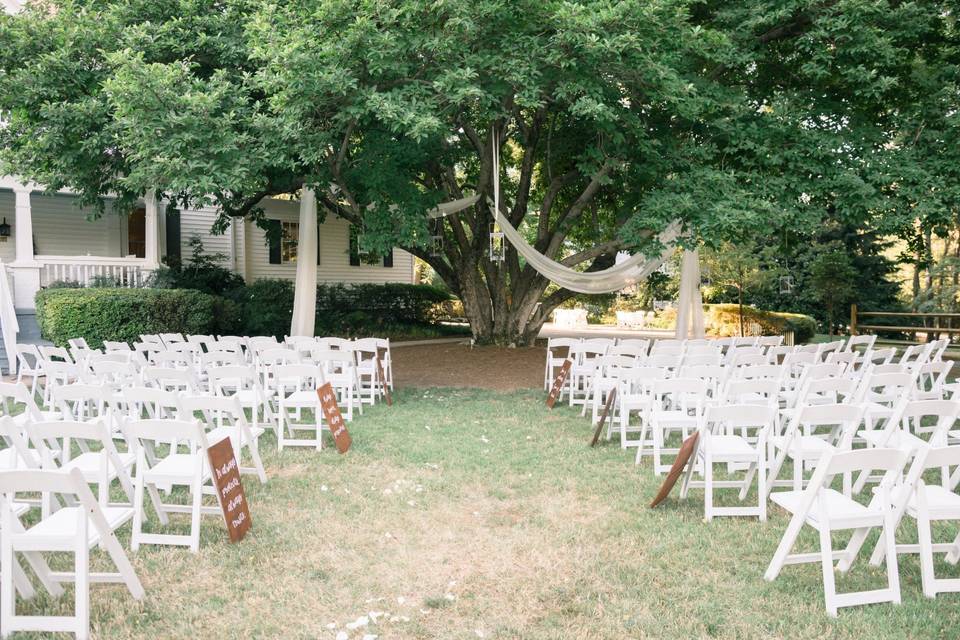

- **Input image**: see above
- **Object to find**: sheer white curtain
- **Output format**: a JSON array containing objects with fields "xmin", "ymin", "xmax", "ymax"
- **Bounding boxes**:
[
  {"xmin": 290, "ymin": 187, "xmax": 318, "ymax": 337},
  {"xmin": 674, "ymin": 249, "xmax": 705, "ymax": 339}
]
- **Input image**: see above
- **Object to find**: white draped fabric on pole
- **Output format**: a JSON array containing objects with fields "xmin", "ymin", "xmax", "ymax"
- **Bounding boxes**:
[
  {"xmin": 290, "ymin": 186, "xmax": 318, "ymax": 337},
  {"xmin": 674, "ymin": 249, "xmax": 705, "ymax": 339}
]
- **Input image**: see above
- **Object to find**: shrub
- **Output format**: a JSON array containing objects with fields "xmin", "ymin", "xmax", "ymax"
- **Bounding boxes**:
[
  {"xmin": 229, "ymin": 279, "xmax": 295, "ymax": 339},
  {"xmin": 705, "ymin": 304, "xmax": 818, "ymax": 343},
  {"xmin": 224, "ymin": 280, "xmax": 454, "ymax": 338},
  {"xmin": 149, "ymin": 236, "xmax": 246, "ymax": 297},
  {"xmin": 36, "ymin": 288, "xmax": 238, "ymax": 348}
]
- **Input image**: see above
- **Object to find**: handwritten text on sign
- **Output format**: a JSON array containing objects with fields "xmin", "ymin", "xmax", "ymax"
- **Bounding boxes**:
[
  {"xmin": 207, "ymin": 438, "xmax": 252, "ymax": 543},
  {"xmin": 546, "ymin": 359, "xmax": 572, "ymax": 408},
  {"xmin": 317, "ymin": 382, "xmax": 352, "ymax": 454}
]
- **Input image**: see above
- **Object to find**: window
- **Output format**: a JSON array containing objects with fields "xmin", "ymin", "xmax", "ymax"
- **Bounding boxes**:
[
  {"xmin": 281, "ymin": 221, "xmax": 298, "ymax": 263},
  {"xmin": 268, "ymin": 219, "xmax": 321, "ymax": 266},
  {"xmin": 349, "ymin": 225, "xmax": 394, "ymax": 268}
]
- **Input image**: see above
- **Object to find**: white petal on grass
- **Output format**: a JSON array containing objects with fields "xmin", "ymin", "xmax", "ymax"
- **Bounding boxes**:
[
  {"xmin": 345, "ymin": 615, "xmax": 369, "ymax": 630},
  {"xmin": 336, "ymin": 632, "xmax": 348, "ymax": 640}
]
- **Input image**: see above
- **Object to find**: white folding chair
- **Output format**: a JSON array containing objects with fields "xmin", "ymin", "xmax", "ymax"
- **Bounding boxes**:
[
  {"xmin": 28, "ymin": 420, "xmax": 135, "ymax": 507},
  {"xmin": 617, "ymin": 367, "xmax": 666, "ymax": 451},
  {"xmin": 0, "ymin": 468, "xmax": 144, "ymax": 639},
  {"xmin": 862, "ymin": 445, "xmax": 960, "ymax": 598},
  {"xmin": 642, "ymin": 378, "xmax": 708, "ymax": 475},
  {"xmin": 102, "ymin": 340, "xmax": 132, "ymax": 353},
  {"xmin": 681, "ymin": 403, "xmax": 776, "ymax": 521},
  {"xmin": 274, "ymin": 364, "xmax": 326, "ymax": 451},
  {"xmin": 125, "ymin": 418, "xmax": 219, "ymax": 553},
  {"xmin": 157, "ymin": 332, "xmax": 185, "ymax": 347},
  {"xmin": 544, "ymin": 337, "xmax": 580, "ymax": 391},
  {"xmin": 14, "ymin": 344, "xmax": 45, "ymax": 399},
  {"xmin": 764, "ymin": 447, "xmax": 907, "ymax": 617},
  {"xmin": 312, "ymin": 349, "xmax": 360, "ymax": 420},
  {"xmin": 208, "ymin": 365, "xmax": 273, "ymax": 435},
  {"xmin": 767, "ymin": 403, "xmax": 865, "ymax": 496},
  {"xmin": 180, "ymin": 394, "xmax": 267, "ymax": 483}
]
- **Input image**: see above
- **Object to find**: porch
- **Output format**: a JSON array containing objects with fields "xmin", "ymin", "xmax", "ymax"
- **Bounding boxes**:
[{"xmin": 0, "ymin": 177, "xmax": 163, "ymax": 309}]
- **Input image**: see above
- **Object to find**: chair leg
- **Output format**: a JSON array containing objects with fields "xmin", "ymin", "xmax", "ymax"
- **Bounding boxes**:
[
  {"xmin": 884, "ymin": 506, "xmax": 902, "ymax": 605},
  {"xmin": 765, "ymin": 511, "xmax": 806, "ymax": 581},
  {"xmin": 190, "ymin": 474, "xmax": 203, "ymax": 554},
  {"xmin": 819, "ymin": 525, "xmax": 838, "ymax": 617},
  {"xmin": 75, "ymin": 528, "xmax": 90, "ymax": 640},
  {"xmin": 704, "ymin": 452, "xmax": 713, "ymax": 522},
  {"xmin": 917, "ymin": 505, "xmax": 937, "ymax": 598}
]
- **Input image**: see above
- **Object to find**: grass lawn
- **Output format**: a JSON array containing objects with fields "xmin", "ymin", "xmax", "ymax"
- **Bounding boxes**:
[{"xmin": 13, "ymin": 388, "xmax": 960, "ymax": 639}]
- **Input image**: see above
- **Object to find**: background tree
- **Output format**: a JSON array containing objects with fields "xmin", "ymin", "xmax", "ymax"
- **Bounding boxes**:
[
  {"xmin": 807, "ymin": 245, "xmax": 859, "ymax": 335},
  {"xmin": 701, "ymin": 241, "xmax": 772, "ymax": 336},
  {"xmin": 1, "ymin": 1, "xmax": 956, "ymax": 344}
]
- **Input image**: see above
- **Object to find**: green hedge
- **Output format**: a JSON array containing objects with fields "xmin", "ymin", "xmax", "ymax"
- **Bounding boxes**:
[
  {"xmin": 38, "ymin": 281, "xmax": 456, "ymax": 346},
  {"xmin": 230, "ymin": 280, "xmax": 453, "ymax": 338},
  {"xmin": 36, "ymin": 288, "xmax": 239, "ymax": 348},
  {"xmin": 705, "ymin": 304, "xmax": 818, "ymax": 343}
]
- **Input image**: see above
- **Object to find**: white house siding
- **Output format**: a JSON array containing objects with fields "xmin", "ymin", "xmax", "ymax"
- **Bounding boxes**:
[
  {"xmin": 0, "ymin": 189, "xmax": 414, "ymax": 285},
  {"xmin": 244, "ymin": 197, "xmax": 416, "ymax": 285},
  {"xmin": 0, "ymin": 190, "xmax": 124, "ymax": 258},
  {"xmin": 173, "ymin": 206, "xmax": 235, "ymax": 269}
]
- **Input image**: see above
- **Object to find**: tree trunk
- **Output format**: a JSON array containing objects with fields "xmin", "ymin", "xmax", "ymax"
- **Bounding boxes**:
[{"xmin": 738, "ymin": 287, "xmax": 744, "ymax": 337}]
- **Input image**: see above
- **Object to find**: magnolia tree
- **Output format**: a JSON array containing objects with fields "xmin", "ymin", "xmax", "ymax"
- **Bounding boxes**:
[{"xmin": 1, "ymin": 1, "xmax": 957, "ymax": 344}]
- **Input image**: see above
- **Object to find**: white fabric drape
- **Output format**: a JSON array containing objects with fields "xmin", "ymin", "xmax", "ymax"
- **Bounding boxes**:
[
  {"xmin": 290, "ymin": 186, "xmax": 318, "ymax": 337},
  {"xmin": 674, "ymin": 249, "xmax": 705, "ymax": 339},
  {"xmin": 427, "ymin": 194, "xmax": 481, "ymax": 218},
  {"xmin": 493, "ymin": 207, "xmax": 680, "ymax": 294}
]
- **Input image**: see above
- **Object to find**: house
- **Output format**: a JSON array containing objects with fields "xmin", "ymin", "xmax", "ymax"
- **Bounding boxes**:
[{"xmin": 0, "ymin": 178, "xmax": 417, "ymax": 311}]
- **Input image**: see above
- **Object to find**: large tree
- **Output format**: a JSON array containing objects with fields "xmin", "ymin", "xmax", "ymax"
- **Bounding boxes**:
[{"xmin": 1, "ymin": 1, "xmax": 957, "ymax": 344}]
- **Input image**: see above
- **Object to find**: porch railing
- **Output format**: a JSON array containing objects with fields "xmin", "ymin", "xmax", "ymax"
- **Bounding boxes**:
[{"xmin": 38, "ymin": 256, "xmax": 150, "ymax": 289}]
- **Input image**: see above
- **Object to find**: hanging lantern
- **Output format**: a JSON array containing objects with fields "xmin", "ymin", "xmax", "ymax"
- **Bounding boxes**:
[
  {"xmin": 779, "ymin": 274, "xmax": 795, "ymax": 295},
  {"xmin": 430, "ymin": 234, "xmax": 443, "ymax": 257},
  {"xmin": 489, "ymin": 223, "xmax": 505, "ymax": 262}
]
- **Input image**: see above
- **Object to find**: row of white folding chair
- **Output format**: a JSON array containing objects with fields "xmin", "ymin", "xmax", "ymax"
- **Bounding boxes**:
[
  {"xmin": 0, "ymin": 467, "xmax": 145, "ymax": 639},
  {"xmin": 766, "ymin": 442, "xmax": 960, "ymax": 616}
]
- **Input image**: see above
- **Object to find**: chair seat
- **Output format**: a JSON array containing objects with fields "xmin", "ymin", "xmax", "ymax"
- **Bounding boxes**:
[
  {"xmin": 859, "ymin": 429, "xmax": 928, "ymax": 452},
  {"xmin": 771, "ymin": 488, "xmax": 880, "ymax": 529},
  {"xmin": 279, "ymin": 390, "xmax": 320, "ymax": 406},
  {"xmin": 0, "ymin": 447, "xmax": 42, "ymax": 469},
  {"xmin": 771, "ymin": 435, "xmax": 833, "ymax": 459},
  {"xmin": 233, "ymin": 389, "xmax": 270, "ymax": 406},
  {"xmin": 145, "ymin": 454, "xmax": 211, "ymax": 484},
  {"xmin": 206, "ymin": 425, "xmax": 264, "ymax": 446},
  {"xmin": 61, "ymin": 451, "xmax": 135, "ymax": 479},
  {"xmin": 21, "ymin": 506, "xmax": 133, "ymax": 547},
  {"xmin": 702, "ymin": 435, "xmax": 758, "ymax": 459}
]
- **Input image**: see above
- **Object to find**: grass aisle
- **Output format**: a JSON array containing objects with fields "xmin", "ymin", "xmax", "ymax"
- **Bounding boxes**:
[{"xmin": 25, "ymin": 389, "xmax": 960, "ymax": 639}]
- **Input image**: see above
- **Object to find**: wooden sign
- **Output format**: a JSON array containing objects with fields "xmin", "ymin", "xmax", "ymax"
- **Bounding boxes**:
[
  {"xmin": 207, "ymin": 438, "xmax": 252, "ymax": 543},
  {"xmin": 589, "ymin": 388, "xmax": 618, "ymax": 447},
  {"xmin": 317, "ymin": 382, "xmax": 352, "ymax": 454},
  {"xmin": 546, "ymin": 359, "xmax": 572, "ymax": 408},
  {"xmin": 376, "ymin": 356, "xmax": 392, "ymax": 407},
  {"xmin": 649, "ymin": 432, "xmax": 699, "ymax": 508}
]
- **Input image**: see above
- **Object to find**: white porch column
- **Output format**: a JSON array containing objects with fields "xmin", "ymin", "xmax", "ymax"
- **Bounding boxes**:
[
  {"xmin": 10, "ymin": 184, "xmax": 40, "ymax": 309},
  {"xmin": 674, "ymin": 249, "xmax": 705, "ymax": 340},
  {"xmin": 143, "ymin": 190, "xmax": 161, "ymax": 269},
  {"xmin": 290, "ymin": 186, "xmax": 318, "ymax": 337}
]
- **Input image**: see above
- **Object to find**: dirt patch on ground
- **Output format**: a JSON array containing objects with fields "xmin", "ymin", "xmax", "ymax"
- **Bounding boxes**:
[{"xmin": 393, "ymin": 343, "xmax": 545, "ymax": 390}]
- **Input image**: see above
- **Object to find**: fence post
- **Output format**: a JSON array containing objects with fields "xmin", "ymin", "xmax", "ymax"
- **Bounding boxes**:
[{"xmin": 850, "ymin": 304, "xmax": 858, "ymax": 336}]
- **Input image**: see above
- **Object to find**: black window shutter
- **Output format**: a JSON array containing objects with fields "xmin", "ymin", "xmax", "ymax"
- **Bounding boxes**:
[
  {"xmin": 383, "ymin": 249, "xmax": 393, "ymax": 268},
  {"xmin": 267, "ymin": 219, "xmax": 282, "ymax": 265},
  {"xmin": 349, "ymin": 226, "xmax": 361, "ymax": 266},
  {"xmin": 165, "ymin": 210, "xmax": 181, "ymax": 260}
]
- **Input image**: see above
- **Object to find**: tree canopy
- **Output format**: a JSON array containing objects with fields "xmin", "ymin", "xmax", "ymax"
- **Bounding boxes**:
[{"xmin": 1, "ymin": 1, "xmax": 957, "ymax": 343}]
